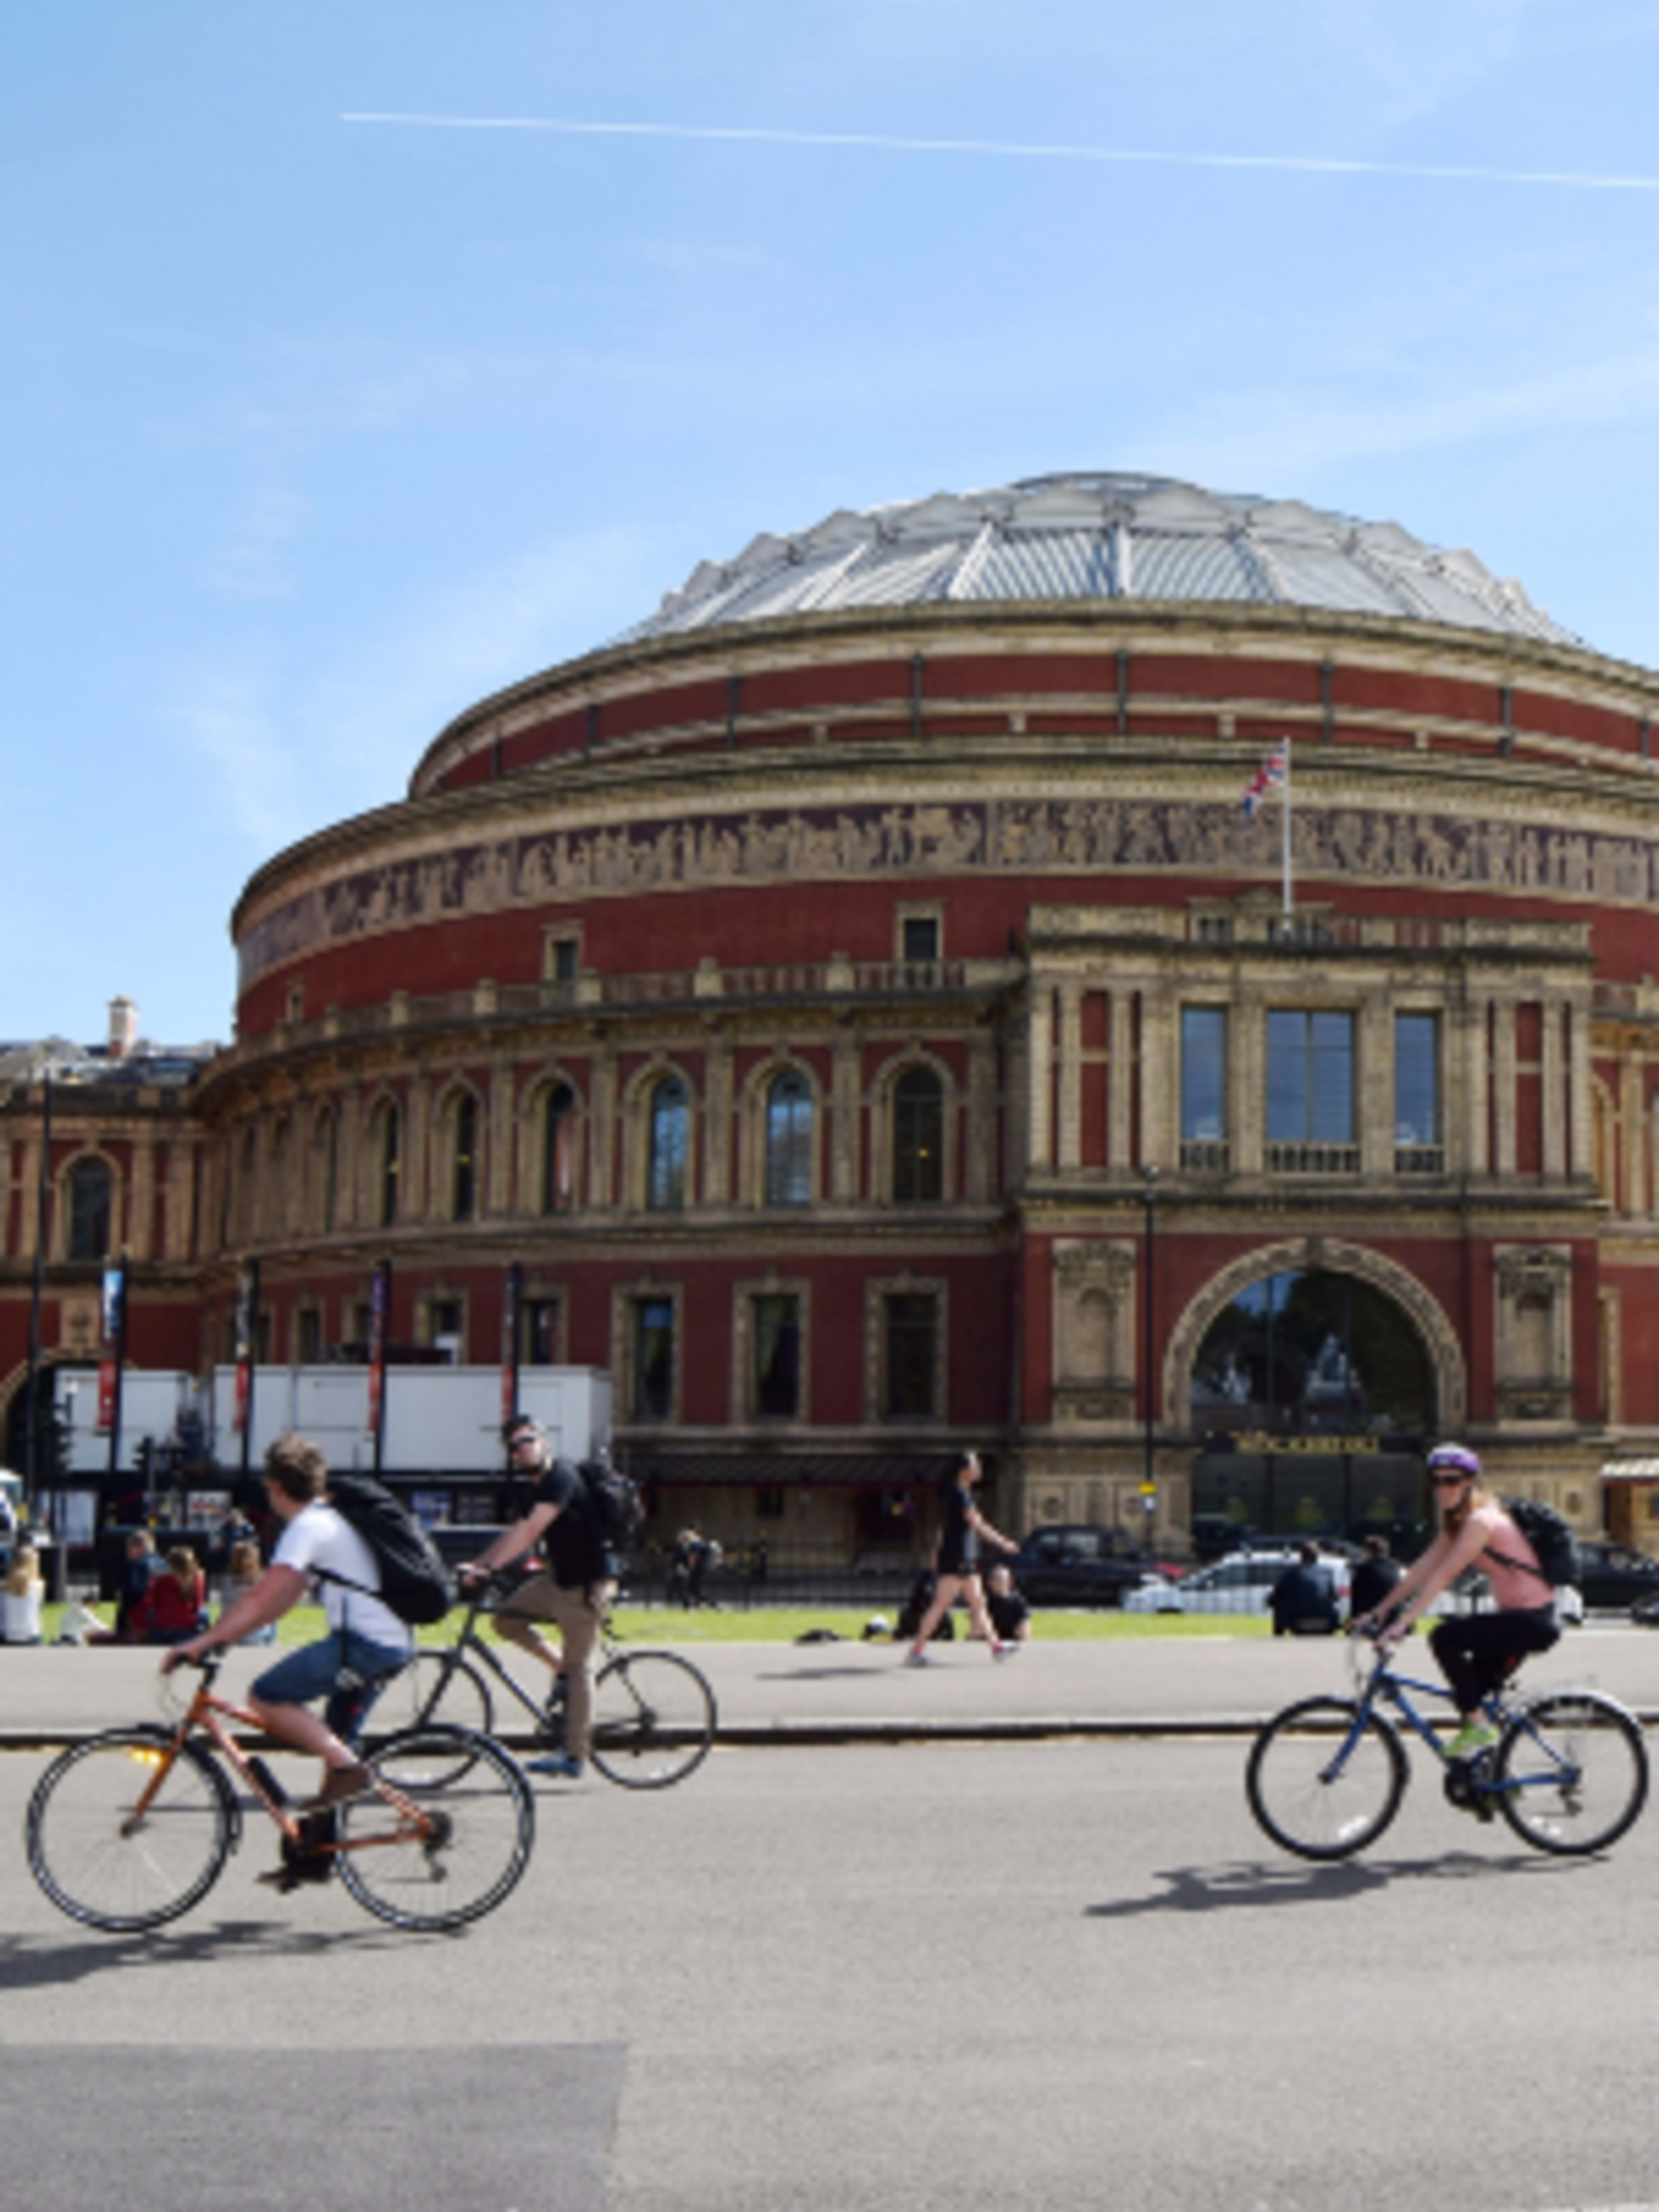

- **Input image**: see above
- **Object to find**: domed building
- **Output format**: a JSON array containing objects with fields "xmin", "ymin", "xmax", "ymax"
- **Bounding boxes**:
[{"xmin": 13, "ymin": 471, "xmax": 1659, "ymax": 1563}]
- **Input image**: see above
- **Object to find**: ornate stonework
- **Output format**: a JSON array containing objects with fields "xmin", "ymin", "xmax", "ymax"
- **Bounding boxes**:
[{"xmin": 238, "ymin": 790, "xmax": 1659, "ymax": 990}]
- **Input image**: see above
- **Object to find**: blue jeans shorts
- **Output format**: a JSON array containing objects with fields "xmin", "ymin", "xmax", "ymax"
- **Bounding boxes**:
[{"xmin": 252, "ymin": 1629, "xmax": 410, "ymax": 1746}]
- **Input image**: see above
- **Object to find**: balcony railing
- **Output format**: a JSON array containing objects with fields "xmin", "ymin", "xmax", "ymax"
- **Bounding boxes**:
[
  {"xmin": 1264, "ymin": 1141, "xmax": 1360, "ymax": 1174},
  {"xmin": 1179, "ymin": 1139, "xmax": 1231, "ymax": 1173},
  {"xmin": 1394, "ymin": 1143, "xmax": 1445, "ymax": 1175}
]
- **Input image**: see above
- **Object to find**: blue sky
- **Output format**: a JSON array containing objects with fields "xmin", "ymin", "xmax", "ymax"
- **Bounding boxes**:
[{"xmin": 7, "ymin": 1, "xmax": 1659, "ymax": 1047}]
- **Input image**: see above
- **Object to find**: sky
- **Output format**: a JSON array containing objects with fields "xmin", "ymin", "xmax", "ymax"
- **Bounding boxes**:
[{"xmin": 7, "ymin": 0, "xmax": 1659, "ymax": 1049}]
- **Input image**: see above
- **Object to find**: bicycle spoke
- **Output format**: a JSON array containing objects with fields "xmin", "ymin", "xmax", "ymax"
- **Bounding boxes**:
[
  {"xmin": 1495, "ymin": 1693, "xmax": 1649, "ymax": 1856},
  {"xmin": 337, "ymin": 1727, "xmax": 535, "ymax": 1930},
  {"xmin": 588, "ymin": 1651, "xmax": 717, "ymax": 1789},
  {"xmin": 1246, "ymin": 1697, "xmax": 1407, "ymax": 1860},
  {"xmin": 27, "ymin": 1731, "xmax": 232, "ymax": 1932}
]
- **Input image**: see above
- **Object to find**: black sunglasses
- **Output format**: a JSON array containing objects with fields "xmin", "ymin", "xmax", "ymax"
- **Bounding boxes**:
[{"xmin": 1429, "ymin": 1471, "xmax": 1471, "ymax": 1487}]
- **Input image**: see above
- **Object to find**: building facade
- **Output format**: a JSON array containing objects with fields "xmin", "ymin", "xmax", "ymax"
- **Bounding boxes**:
[{"xmin": 10, "ymin": 474, "xmax": 1659, "ymax": 1560}]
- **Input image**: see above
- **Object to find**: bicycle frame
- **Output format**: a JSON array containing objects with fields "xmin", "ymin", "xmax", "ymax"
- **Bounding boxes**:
[
  {"xmin": 1345, "ymin": 1642, "xmax": 1579, "ymax": 1802},
  {"xmin": 413, "ymin": 1582, "xmax": 609, "ymax": 1727},
  {"xmin": 144, "ymin": 1659, "xmax": 434, "ymax": 1865}
]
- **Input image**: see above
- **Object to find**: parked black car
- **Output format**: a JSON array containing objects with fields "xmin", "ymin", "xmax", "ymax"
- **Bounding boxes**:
[
  {"xmin": 1569, "ymin": 1540, "xmax": 1659, "ymax": 1611},
  {"xmin": 1009, "ymin": 1525, "xmax": 1157, "ymax": 1607}
]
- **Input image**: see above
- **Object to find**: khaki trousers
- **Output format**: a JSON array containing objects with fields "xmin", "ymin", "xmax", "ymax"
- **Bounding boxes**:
[{"xmin": 494, "ymin": 1574, "xmax": 615, "ymax": 1760}]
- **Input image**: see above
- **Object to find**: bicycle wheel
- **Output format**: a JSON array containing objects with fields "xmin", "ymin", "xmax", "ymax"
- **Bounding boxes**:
[
  {"xmin": 373, "ymin": 1649, "xmax": 496, "ymax": 1784},
  {"xmin": 1246, "ymin": 1697, "xmax": 1408, "ymax": 1860},
  {"xmin": 27, "ymin": 1728, "xmax": 233, "ymax": 1932},
  {"xmin": 1495, "ymin": 1691, "xmax": 1650, "ymax": 1856},
  {"xmin": 336, "ymin": 1726, "xmax": 536, "ymax": 1931},
  {"xmin": 589, "ymin": 1650, "xmax": 717, "ymax": 1789}
]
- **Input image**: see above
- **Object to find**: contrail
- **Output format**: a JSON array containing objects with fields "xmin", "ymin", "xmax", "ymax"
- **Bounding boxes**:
[{"xmin": 340, "ymin": 112, "xmax": 1659, "ymax": 194}]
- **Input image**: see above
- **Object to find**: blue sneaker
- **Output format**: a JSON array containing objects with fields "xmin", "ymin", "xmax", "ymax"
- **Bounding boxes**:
[{"xmin": 524, "ymin": 1752, "xmax": 585, "ymax": 1780}]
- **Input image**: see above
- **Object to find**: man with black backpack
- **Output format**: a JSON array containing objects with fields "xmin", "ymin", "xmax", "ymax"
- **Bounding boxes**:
[
  {"xmin": 164, "ymin": 1432, "xmax": 414, "ymax": 1881},
  {"xmin": 457, "ymin": 1416, "xmax": 618, "ymax": 1781}
]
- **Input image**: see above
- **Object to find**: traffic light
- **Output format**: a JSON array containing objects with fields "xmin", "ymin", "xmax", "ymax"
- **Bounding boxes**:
[{"xmin": 134, "ymin": 1437, "xmax": 154, "ymax": 1490}]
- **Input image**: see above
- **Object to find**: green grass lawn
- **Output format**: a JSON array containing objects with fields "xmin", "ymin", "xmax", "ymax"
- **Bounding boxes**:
[{"xmin": 37, "ymin": 1599, "xmax": 1274, "ymax": 1648}]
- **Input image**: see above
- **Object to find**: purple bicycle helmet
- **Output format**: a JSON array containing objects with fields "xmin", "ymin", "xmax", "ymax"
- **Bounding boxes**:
[{"xmin": 1426, "ymin": 1442, "xmax": 1482, "ymax": 1479}]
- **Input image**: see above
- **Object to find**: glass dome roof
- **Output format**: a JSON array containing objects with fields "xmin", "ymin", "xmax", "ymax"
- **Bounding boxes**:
[{"xmin": 611, "ymin": 472, "xmax": 1578, "ymax": 649}]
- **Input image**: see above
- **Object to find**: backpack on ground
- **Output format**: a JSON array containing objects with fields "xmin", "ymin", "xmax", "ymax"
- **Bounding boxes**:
[
  {"xmin": 1492, "ymin": 1496, "xmax": 1581, "ymax": 1590},
  {"xmin": 321, "ymin": 1471, "xmax": 454, "ymax": 1626},
  {"xmin": 578, "ymin": 1456, "xmax": 645, "ymax": 1561}
]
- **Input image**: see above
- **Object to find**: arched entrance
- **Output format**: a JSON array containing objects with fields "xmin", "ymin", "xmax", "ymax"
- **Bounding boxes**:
[{"xmin": 1179, "ymin": 1256, "xmax": 1444, "ymax": 1552}]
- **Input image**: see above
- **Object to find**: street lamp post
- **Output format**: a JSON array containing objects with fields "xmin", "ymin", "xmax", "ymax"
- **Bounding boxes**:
[{"xmin": 1141, "ymin": 1165, "xmax": 1159, "ymax": 1545}]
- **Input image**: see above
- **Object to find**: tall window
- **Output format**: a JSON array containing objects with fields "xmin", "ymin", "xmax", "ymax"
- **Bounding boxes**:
[
  {"xmin": 648, "ymin": 1077, "xmax": 689, "ymax": 1211},
  {"xmin": 884, "ymin": 1292, "xmax": 939, "ymax": 1419},
  {"xmin": 376, "ymin": 1103, "xmax": 401, "ymax": 1229},
  {"xmin": 451, "ymin": 1093, "xmax": 479, "ymax": 1220},
  {"xmin": 901, "ymin": 913, "xmax": 940, "ymax": 964},
  {"xmin": 67, "ymin": 1157, "xmax": 113, "ymax": 1261},
  {"xmin": 1394, "ymin": 1013, "xmax": 1441, "ymax": 1171},
  {"xmin": 523, "ymin": 1297, "xmax": 561, "ymax": 1366},
  {"xmin": 764, "ymin": 1071, "xmax": 813, "ymax": 1206},
  {"xmin": 1181, "ymin": 1007, "xmax": 1228, "ymax": 1167},
  {"xmin": 752, "ymin": 1293, "xmax": 801, "ymax": 1418},
  {"xmin": 892, "ymin": 1065, "xmax": 944, "ymax": 1202},
  {"xmin": 296, "ymin": 1307, "xmax": 323, "ymax": 1363},
  {"xmin": 543, "ymin": 1083, "xmax": 577, "ymax": 1214},
  {"xmin": 1266, "ymin": 1011, "xmax": 1356, "ymax": 1167},
  {"xmin": 634, "ymin": 1296, "xmax": 675, "ymax": 1420}
]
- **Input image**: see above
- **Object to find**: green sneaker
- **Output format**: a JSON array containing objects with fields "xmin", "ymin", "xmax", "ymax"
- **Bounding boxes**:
[{"xmin": 1444, "ymin": 1721, "xmax": 1497, "ymax": 1761}]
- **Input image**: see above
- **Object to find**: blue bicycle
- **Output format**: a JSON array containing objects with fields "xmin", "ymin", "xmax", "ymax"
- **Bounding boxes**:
[{"xmin": 1246, "ymin": 1634, "xmax": 1649, "ymax": 1860}]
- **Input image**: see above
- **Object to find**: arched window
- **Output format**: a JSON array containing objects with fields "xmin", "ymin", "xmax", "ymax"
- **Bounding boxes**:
[
  {"xmin": 764, "ymin": 1071, "xmax": 813, "ymax": 1206},
  {"xmin": 543, "ymin": 1083, "xmax": 576, "ymax": 1215},
  {"xmin": 892, "ymin": 1065, "xmax": 944, "ymax": 1203},
  {"xmin": 375, "ymin": 1103, "xmax": 401, "ymax": 1229},
  {"xmin": 67, "ymin": 1157, "xmax": 113, "ymax": 1262},
  {"xmin": 648, "ymin": 1077, "xmax": 689, "ymax": 1211},
  {"xmin": 451, "ymin": 1092, "xmax": 479, "ymax": 1220}
]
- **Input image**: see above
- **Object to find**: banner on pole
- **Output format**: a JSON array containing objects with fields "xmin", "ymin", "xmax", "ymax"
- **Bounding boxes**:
[{"xmin": 1242, "ymin": 743, "xmax": 1288, "ymax": 823}]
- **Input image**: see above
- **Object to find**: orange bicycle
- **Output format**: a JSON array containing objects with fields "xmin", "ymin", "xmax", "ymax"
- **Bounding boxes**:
[{"xmin": 25, "ymin": 1655, "xmax": 535, "ymax": 1933}]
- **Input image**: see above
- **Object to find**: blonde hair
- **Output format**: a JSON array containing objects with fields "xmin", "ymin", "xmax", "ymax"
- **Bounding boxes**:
[
  {"xmin": 165, "ymin": 1545, "xmax": 200, "ymax": 1586},
  {"xmin": 227, "ymin": 1538, "xmax": 261, "ymax": 1584},
  {"xmin": 5, "ymin": 1545, "xmax": 41, "ymax": 1597}
]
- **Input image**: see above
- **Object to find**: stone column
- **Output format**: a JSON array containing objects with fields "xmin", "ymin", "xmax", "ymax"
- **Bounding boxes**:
[
  {"xmin": 1108, "ymin": 990, "xmax": 1134, "ymax": 1172},
  {"xmin": 1545, "ymin": 998, "xmax": 1572, "ymax": 1185},
  {"xmin": 1492, "ymin": 999, "xmax": 1518, "ymax": 1179},
  {"xmin": 1139, "ymin": 982, "xmax": 1176, "ymax": 1173},
  {"xmin": 966, "ymin": 1032, "xmax": 997, "ymax": 1203},
  {"xmin": 831, "ymin": 1030, "xmax": 861, "ymax": 1201},
  {"xmin": 589, "ymin": 1051, "xmax": 617, "ymax": 1210},
  {"xmin": 1027, "ymin": 984, "xmax": 1054, "ymax": 1173},
  {"xmin": 1358, "ymin": 999, "xmax": 1393, "ymax": 1177},
  {"xmin": 1568, "ymin": 995, "xmax": 1593, "ymax": 1182},
  {"xmin": 405, "ymin": 1074, "xmax": 431, "ymax": 1221},
  {"xmin": 487, "ymin": 1056, "xmax": 515, "ymax": 1218},
  {"xmin": 702, "ymin": 1032, "xmax": 734, "ymax": 1204},
  {"xmin": 1233, "ymin": 990, "xmax": 1265, "ymax": 1175},
  {"xmin": 1055, "ymin": 982, "xmax": 1083, "ymax": 1171},
  {"xmin": 128, "ymin": 1132, "xmax": 156, "ymax": 1262},
  {"xmin": 16, "ymin": 1134, "xmax": 40, "ymax": 1261}
]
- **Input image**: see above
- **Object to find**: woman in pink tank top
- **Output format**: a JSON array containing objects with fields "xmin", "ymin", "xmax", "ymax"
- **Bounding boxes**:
[{"xmin": 1352, "ymin": 1442, "xmax": 1560, "ymax": 1760}]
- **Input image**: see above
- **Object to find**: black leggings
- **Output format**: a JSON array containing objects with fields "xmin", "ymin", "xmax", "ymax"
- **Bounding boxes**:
[{"xmin": 1428, "ymin": 1606, "xmax": 1559, "ymax": 1714}]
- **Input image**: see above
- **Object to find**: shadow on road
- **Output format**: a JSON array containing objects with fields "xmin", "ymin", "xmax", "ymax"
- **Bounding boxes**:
[
  {"xmin": 1086, "ymin": 1849, "xmax": 1598, "ymax": 1918},
  {"xmin": 0, "ymin": 1916, "xmax": 438, "ymax": 1990}
]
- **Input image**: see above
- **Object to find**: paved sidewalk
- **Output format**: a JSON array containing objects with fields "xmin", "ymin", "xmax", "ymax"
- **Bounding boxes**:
[{"xmin": 3, "ymin": 1622, "xmax": 1657, "ymax": 1745}]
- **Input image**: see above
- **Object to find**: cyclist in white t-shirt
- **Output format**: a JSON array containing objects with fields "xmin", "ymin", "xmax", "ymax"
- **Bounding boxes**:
[{"xmin": 165, "ymin": 1434, "xmax": 413, "ymax": 1818}]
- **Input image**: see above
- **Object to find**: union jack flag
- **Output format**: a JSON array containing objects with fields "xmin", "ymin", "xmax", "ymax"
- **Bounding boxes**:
[{"xmin": 1242, "ymin": 742, "xmax": 1288, "ymax": 822}]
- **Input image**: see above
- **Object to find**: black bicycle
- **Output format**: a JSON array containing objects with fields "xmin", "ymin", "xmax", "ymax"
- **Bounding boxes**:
[
  {"xmin": 387, "ymin": 1576, "xmax": 718, "ymax": 1790},
  {"xmin": 1247, "ymin": 1631, "xmax": 1649, "ymax": 1861}
]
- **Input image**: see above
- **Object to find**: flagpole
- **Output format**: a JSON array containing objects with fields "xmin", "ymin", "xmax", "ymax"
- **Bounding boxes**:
[{"xmin": 1281, "ymin": 736, "xmax": 1293, "ymax": 915}]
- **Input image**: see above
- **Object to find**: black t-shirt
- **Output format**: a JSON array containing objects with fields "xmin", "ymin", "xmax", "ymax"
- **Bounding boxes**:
[
  {"xmin": 937, "ymin": 1480, "xmax": 978, "ymax": 1573},
  {"xmin": 986, "ymin": 1585, "xmax": 1029, "ymax": 1640},
  {"xmin": 533, "ymin": 1458, "xmax": 610, "ymax": 1587}
]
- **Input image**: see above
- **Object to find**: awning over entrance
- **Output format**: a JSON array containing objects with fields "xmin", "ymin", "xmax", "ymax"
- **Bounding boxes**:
[{"xmin": 626, "ymin": 1451, "xmax": 951, "ymax": 1489}]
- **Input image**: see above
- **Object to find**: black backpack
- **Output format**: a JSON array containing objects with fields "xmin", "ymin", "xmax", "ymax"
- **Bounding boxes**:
[
  {"xmin": 321, "ymin": 1472, "xmax": 454, "ymax": 1626},
  {"xmin": 578, "ymin": 1456, "xmax": 645, "ymax": 1561},
  {"xmin": 1492, "ymin": 1496, "xmax": 1581, "ymax": 1590}
]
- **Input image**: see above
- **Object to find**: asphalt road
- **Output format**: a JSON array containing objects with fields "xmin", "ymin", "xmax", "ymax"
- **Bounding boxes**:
[{"xmin": 3, "ymin": 1660, "xmax": 1658, "ymax": 2212}]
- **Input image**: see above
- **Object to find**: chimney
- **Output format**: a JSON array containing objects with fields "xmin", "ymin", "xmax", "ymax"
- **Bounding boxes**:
[{"xmin": 108, "ymin": 996, "xmax": 138, "ymax": 1060}]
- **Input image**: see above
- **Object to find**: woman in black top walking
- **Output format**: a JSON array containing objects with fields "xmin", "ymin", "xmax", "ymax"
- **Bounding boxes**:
[{"xmin": 904, "ymin": 1451, "xmax": 1020, "ymax": 1664}]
